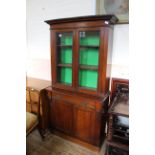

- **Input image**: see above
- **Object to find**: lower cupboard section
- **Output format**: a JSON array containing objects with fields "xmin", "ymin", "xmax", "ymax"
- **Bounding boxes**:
[{"xmin": 49, "ymin": 92, "xmax": 109, "ymax": 146}]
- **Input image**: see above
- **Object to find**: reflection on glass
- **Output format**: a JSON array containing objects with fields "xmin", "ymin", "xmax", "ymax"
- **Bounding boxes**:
[
  {"xmin": 79, "ymin": 31, "xmax": 100, "ymax": 46},
  {"xmin": 56, "ymin": 32, "xmax": 73, "ymax": 85},
  {"xmin": 56, "ymin": 32, "xmax": 73, "ymax": 45}
]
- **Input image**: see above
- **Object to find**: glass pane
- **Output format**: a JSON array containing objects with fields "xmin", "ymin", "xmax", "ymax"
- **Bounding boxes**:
[
  {"xmin": 79, "ymin": 47, "xmax": 99, "ymax": 66},
  {"xmin": 56, "ymin": 32, "xmax": 73, "ymax": 86},
  {"xmin": 56, "ymin": 32, "xmax": 73, "ymax": 45},
  {"xmin": 58, "ymin": 67, "xmax": 72, "ymax": 85},
  {"xmin": 79, "ymin": 31, "xmax": 100, "ymax": 46},
  {"xmin": 78, "ymin": 31, "xmax": 100, "ymax": 90},
  {"xmin": 79, "ymin": 69, "xmax": 98, "ymax": 89},
  {"xmin": 58, "ymin": 47, "xmax": 72, "ymax": 64}
]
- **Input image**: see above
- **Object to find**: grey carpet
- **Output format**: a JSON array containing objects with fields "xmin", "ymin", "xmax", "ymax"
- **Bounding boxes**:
[{"xmin": 26, "ymin": 129, "xmax": 106, "ymax": 155}]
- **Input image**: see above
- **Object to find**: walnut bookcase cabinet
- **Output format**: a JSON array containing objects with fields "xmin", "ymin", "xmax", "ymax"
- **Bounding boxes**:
[{"xmin": 45, "ymin": 15, "xmax": 118, "ymax": 148}]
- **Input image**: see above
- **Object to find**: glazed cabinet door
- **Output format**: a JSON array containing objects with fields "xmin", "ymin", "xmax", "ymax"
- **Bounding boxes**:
[
  {"xmin": 78, "ymin": 30, "xmax": 100, "ymax": 89},
  {"xmin": 73, "ymin": 104, "xmax": 97, "ymax": 144},
  {"xmin": 51, "ymin": 30, "xmax": 76, "ymax": 91},
  {"xmin": 50, "ymin": 99, "xmax": 73, "ymax": 134},
  {"xmin": 75, "ymin": 27, "xmax": 110, "ymax": 96},
  {"xmin": 76, "ymin": 28, "xmax": 105, "ymax": 96}
]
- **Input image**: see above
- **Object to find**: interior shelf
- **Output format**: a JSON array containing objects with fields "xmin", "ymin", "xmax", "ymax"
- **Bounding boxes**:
[
  {"xmin": 57, "ymin": 63, "xmax": 72, "ymax": 67},
  {"xmin": 57, "ymin": 45, "xmax": 72, "ymax": 47},
  {"xmin": 79, "ymin": 65, "xmax": 98, "ymax": 71},
  {"xmin": 79, "ymin": 45, "xmax": 99, "ymax": 48}
]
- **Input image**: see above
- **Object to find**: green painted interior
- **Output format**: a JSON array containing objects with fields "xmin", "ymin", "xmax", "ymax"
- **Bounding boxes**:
[
  {"xmin": 79, "ymin": 48, "xmax": 99, "ymax": 66},
  {"xmin": 56, "ymin": 31, "xmax": 100, "ymax": 88},
  {"xmin": 79, "ymin": 31, "xmax": 100, "ymax": 46},
  {"xmin": 57, "ymin": 32, "xmax": 73, "ymax": 45},
  {"xmin": 59, "ymin": 67, "xmax": 72, "ymax": 85},
  {"xmin": 79, "ymin": 69, "xmax": 98, "ymax": 89},
  {"xmin": 59, "ymin": 47, "xmax": 72, "ymax": 64},
  {"xmin": 78, "ymin": 31, "xmax": 99, "ymax": 89}
]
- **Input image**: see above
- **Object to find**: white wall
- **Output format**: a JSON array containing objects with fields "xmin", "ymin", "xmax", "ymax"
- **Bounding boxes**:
[
  {"xmin": 111, "ymin": 24, "xmax": 129, "ymax": 79},
  {"xmin": 26, "ymin": 0, "xmax": 129, "ymax": 80},
  {"xmin": 26, "ymin": 0, "xmax": 96, "ymax": 80}
]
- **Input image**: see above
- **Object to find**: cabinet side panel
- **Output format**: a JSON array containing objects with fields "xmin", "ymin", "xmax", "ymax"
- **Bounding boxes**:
[
  {"xmin": 98, "ymin": 28, "xmax": 109, "ymax": 94},
  {"xmin": 105, "ymin": 27, "xmax": 114, "ymax": 93},
  {"xmin": 50, "ymin": 30, "xmax": 57, "ymax": 85}
]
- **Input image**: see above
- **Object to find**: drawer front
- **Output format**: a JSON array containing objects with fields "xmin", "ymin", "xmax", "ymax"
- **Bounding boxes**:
[{"xmin": 52, "ymin": 91, "xmax": 98, "ymax": 111}]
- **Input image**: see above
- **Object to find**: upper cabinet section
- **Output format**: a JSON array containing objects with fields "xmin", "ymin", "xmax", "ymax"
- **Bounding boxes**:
[{"xmin": 45, "ymin": 15, "xmax": 118, "ymax": 97}]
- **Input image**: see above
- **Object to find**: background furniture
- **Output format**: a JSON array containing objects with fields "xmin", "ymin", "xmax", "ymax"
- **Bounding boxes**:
[
  {"xmin": 45, "ymin": 15, "xmax": 118, "ymax": 149},
  {"xmin": 26, "ymin": 77, "xmax": 51, "ymax": 136},
  {"xmin": 26, "ymin": 87, "xmax": 40, "ymax": 136},
  {"xmin": 105, "ymin": 78, "xmax": 129, "ymax": 155}
]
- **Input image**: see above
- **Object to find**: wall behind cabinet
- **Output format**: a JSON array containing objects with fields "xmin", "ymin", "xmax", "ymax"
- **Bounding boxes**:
[
  {"xmin": 111, "ymin": 24, "xmax": 129, "ymax": 79},
  {"xmin": 26, "ymin": 0, "xmax": 129, "ymax": 80},
  {"xmin": 26, "ymin": 0, "xmax": 96, "ymax": 80}
]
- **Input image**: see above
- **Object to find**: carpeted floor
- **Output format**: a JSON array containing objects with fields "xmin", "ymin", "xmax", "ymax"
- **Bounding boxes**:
[{"xmin": 26, "ymin": 129, "xmax": 106, "ymax": 155}]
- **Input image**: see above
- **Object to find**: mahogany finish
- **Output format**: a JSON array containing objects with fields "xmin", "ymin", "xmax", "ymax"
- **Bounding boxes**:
[
  {"xmin": 45, "ymin": 15, "xmax": 118, "ymax": 147},
  {"xmin": 46, "ymin": 87, "xmax": 109, "ymax": 147},
  {"xmin": 45, "ymin": 15, "xmax": 118, "ymax": 97}
]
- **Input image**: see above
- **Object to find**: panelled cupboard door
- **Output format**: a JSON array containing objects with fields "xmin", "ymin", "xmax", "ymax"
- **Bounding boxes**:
[
  {"xmin": 50, "ymin": 99, "xmax": 73, "ymax": 134},
  {"xmin": 73, "ymin": 105, "xmax": 97, "ymax": 144}
]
